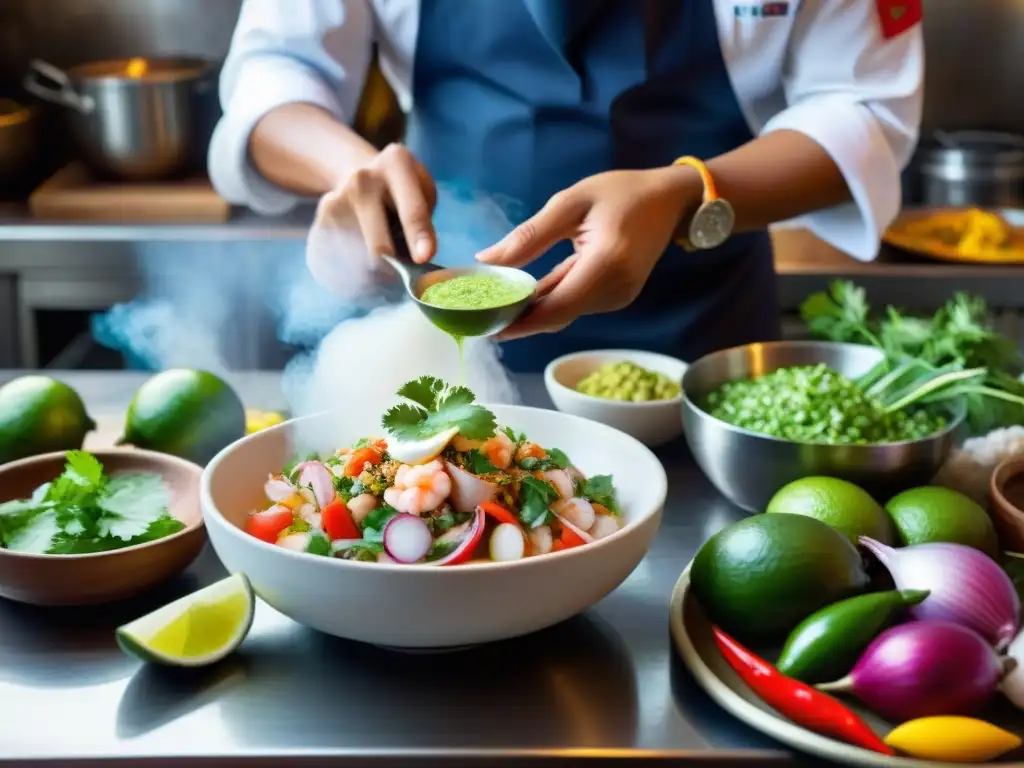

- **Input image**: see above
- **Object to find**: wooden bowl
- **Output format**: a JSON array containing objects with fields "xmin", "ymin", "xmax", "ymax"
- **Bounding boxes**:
[
  {"xmin": 990, "ymin": 455, "xmax": 1024, "ymax": 552},
  {"xmin": 0, "ymin": 450, "xmax": 206, "ymax": 606}
]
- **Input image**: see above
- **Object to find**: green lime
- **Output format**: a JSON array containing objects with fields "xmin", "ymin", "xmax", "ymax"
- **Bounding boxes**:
[
  {"xmin": 116, "ymin": 573, "xmax": 254, "ymax": 667},
  {"xmin": 120, "ymin": 370, "xmax": 246, "ymax": 465},
  {"xmin": 690, "ymin": 513, "xmax": 870, "ymax": 642},
  {"xmin": 766, "ymin": 476, "xmax": 894, "ymax": 545},
  {"xmin": 0, "ymin": 376, "xmax": 96, "ymax": 464},
  {"xmin": 885, "ymin": 486, "xmax": 1000, "ymax": 557}
]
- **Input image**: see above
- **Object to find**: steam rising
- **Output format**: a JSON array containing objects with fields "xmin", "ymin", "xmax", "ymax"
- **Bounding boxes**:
[{"xmin": 94, "ymin": 184, "xmax": 522, "ymax": 418}]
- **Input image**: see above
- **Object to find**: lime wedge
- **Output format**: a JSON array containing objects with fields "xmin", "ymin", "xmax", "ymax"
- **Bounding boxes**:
[{"xmin": 116, "ymin": 573, "xmax": 254, "ymax": 667}]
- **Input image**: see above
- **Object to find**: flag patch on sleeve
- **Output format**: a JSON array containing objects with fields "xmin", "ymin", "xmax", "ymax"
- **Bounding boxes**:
[{"xmin": 877, "ymin": 0, "xmax": 923, "ymax": 39}]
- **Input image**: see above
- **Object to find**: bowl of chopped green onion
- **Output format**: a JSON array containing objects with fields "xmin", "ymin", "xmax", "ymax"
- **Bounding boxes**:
[{"xmin": 682, "ymin": 341, "xmax": 966, "ymax": 512}]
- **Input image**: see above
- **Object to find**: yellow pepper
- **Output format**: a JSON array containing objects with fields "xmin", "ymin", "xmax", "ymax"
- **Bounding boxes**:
[
  {"xmin": 884, "ymin": 716, "xmax": 1021, "ymax": 763},
  {"xmin": 245, "ymin": 409, "xmax": 286, "ymax": 434}
]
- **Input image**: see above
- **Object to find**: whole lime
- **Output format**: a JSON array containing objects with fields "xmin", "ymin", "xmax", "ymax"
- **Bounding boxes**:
[
  {"xmin": 766, "ymin": 476, "xmax": 894, "ymax": 545},
  {"xmin": 120, "ymin": 370, "xmax": 246, "ymax": 466},
  {"xmin": 0, "ymin": 376, "xmax": 95, "ymax": 464},
  {"xmin": 690, "ymin": 513, "xmax": 871, "ymax": 642},
  {"xmin": 886, "ymin": 486, "xmax": 1000, "ymax": 558}
]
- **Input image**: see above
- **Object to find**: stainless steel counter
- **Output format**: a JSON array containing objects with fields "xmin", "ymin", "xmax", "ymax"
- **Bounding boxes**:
[{"xmin": 0, "ymin": 370, "xmax": 802, "ymax": 766}]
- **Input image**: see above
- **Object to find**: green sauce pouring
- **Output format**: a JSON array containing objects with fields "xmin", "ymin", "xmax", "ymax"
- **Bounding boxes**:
[{"xmin": 419, "ymin": 274, "xmax": 533, "ymax": 385}]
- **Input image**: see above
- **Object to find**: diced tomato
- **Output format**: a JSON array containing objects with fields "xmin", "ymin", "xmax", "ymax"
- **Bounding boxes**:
[
  {"xmin": 552, "ymin": 539, "xmax": 566, "ymax": 552},
  {"xmin": 344, "ymin": 447, "xmax": 383, "ymax": 477},
  {"xmin": 245, "ymin": 505, "xmax": 294, "ymax": 544},
  {"xmin": 592, "ymin": 503, "xmax": 611, "ymax": 517},
  {"xmin": 477, "ymin": 501, "xmax": 519, "ymax": 527},
  {"xmin": 321, "ymin": 499, "xmax": 360, "ymax": 540},
  {"xmin": 559, "ymin": 525, "xmax": 587, "ymax": 549}
]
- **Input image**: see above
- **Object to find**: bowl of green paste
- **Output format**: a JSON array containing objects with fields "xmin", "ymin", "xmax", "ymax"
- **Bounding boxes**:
[{"xmin": 545, "ymin": 350, "xmax": 688, "ymax": 447}]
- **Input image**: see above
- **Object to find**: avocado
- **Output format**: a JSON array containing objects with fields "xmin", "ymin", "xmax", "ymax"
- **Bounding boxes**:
[{"xmin": 690, "ymin": 513, "xmax": 871, "ymax": 643}]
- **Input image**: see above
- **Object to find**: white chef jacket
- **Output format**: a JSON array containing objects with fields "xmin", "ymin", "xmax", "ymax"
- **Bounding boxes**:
[{"xmin": 208, "ymin": 0, "xmax": 925, "ymax": 261}]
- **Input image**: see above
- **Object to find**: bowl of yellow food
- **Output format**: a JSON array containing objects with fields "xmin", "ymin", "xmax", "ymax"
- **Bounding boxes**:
[{"xmin": 544, "ymin": 350, "xmax": 687, "ymax": 447}]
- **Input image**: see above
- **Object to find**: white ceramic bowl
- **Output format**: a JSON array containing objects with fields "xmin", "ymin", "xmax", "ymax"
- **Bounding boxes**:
[
  {"xmin": 544, "ymin": 350, "xmax": 688, "ymax": 448},
  {"xmin": 201, "ymin": 405, "xmax": 667, "ymax": 649}
]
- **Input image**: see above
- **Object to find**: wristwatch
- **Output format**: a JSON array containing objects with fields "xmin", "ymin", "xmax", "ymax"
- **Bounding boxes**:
[{"xmin": 672, "ymin": 156, "xmax": 735, "ymax": 250}]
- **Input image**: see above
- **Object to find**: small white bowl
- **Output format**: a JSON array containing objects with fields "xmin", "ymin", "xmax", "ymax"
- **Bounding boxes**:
[
  {"xmin": 201, "ymin": 404, "xmax": 666, "ymax": 649},
  {"xmin": 544, "ymin": 350, "xmax": 688, "ymax": 448}
]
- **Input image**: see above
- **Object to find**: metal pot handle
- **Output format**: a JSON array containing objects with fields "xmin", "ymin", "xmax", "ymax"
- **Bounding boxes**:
[{"xmin": 23, "ymin": 59, "xmax": 94, "ymax": 113}]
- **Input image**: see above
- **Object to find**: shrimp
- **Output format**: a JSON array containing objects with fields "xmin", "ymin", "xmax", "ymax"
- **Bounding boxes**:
[
  {"xmin": 453, "ymin": 435, "xmax": 483, "ymax": 452},
  {"xmin": 540, "ymin": 469, "xmax": 574, "ymax": 499},
  {"xmin": 515, "ymin": 441, "xmax": 546, "ymax": 463},
  {"xmin": 383, "ymin": 459, "xmax": 452, "ymax": 515},
  {"xmin": 480, "ymin": 432, "xmax": 515, "ymax": 469}
]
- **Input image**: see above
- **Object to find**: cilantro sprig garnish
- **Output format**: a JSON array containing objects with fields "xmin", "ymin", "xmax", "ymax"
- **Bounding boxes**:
[
  {"xmin": 382, "ymin": 376, "xmax": 496, "ymax": 442},
  {"xmin": 579, "ymin": 474, "xmax": 621, "ymax": 515},
  {"xmin": 0, "ymin": 450, "xmax": 184, "ymax": 555}
]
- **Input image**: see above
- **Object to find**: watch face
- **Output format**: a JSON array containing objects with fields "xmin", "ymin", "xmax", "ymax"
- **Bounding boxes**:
[{"xmin": 689, "ymin": 199, "xmax": 735, "ymax": 250}]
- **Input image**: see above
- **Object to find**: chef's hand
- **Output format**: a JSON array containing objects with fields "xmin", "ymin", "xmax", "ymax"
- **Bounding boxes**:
[
  {"xmin": 476, "ymin": 167, "xmax": 698, "ymax": 339},
  {"xmin": 314, "ymin": 143, "xmax": 439, "ymax": 264}
]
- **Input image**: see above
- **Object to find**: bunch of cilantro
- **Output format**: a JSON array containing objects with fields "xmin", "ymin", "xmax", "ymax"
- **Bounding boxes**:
[
  {"xmin": 800, "ymin": 280, "xmax": 1024, "ymax": 434},
  {"xmin": 0, "ymin": 450, "xmax": 184, "ymax": 555}
]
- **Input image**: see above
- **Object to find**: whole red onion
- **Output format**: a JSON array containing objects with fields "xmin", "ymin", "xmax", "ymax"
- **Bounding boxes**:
[
  {"xmin": 860, "ymin": 537, "xmax": 1020, "ymax": 649},
  {"xmin": 818, "ymin": 620, "xmax": 1008, "ymax": 722}
]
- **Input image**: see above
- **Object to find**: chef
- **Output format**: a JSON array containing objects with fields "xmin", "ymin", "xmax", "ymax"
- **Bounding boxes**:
[{"xmin": 209, "ymin": 0, "xmax": 924, "ymax": 371}]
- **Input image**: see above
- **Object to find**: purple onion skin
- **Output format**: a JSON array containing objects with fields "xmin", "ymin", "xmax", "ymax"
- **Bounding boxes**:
[
  {"xmin": 848, "ymin": 620, "xmax": 1004, "ymax": 722},
  {"xmin": 860, "ymin": 537, "xmax": 1021, "ymax": 649}
]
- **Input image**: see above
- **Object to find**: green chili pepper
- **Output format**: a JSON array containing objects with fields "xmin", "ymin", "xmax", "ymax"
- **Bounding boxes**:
[{"xmin": 775, "ymin": 589, "xmax": 929, "ymax": 684}]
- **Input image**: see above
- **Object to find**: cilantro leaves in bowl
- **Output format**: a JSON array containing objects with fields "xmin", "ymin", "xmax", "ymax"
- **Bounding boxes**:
[
  {"xmin": 0, "ymin": 450, "xmax": 185, "ymax": 555},
  {"xmin": 0, "ymin": 449, "xmax": 206, "ymax": 605}
]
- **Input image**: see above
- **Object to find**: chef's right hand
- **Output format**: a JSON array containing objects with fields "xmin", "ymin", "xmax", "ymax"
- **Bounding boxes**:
[{"xmin": 314, "ymin": 143, "xmax": 439, "ymax": 264}]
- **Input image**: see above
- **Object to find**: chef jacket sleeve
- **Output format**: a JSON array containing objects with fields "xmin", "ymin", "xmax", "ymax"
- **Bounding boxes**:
[
  {"xmin": 761, "ymin": 2, "xmax": 924, "ymax": 261},
  {"xmin": 208, "ymin": 0, "xmax": 374, "ymax": 215}
]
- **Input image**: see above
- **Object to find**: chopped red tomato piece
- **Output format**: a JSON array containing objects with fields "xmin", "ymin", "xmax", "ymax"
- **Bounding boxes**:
[
  {"xmin": 245, "ymin": 505, "xmax": 294, "ymax": 544},
  {"xmin": 321, "ymin": 499, "xmax": 360, "ymax": 541},
  {"xmin": 559, "ymin": 525, "xmax": 587, "ymax": 549},
  {"xmin": 344, "ymin": 446, "xmax": 383, "ymax": 477},
  {"xmin": 477, "ymin": 501, "xmax": 519, "ymax": 527}
]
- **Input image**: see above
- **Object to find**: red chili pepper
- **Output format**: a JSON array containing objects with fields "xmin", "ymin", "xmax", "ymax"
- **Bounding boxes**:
[{"xmin": 712, "ymin": 627, "xmax": 894, "ymax": 756}]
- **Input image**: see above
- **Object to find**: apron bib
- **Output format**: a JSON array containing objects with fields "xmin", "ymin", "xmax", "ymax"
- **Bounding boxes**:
[{"xmin": 407, "ymin": 0, "xmax": 781, "ymax": 372}]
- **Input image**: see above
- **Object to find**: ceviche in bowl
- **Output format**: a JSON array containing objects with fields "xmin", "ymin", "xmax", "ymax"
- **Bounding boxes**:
[{"xmin": 201, "ymin": 377, "xmax": 667, "ymax": 648}]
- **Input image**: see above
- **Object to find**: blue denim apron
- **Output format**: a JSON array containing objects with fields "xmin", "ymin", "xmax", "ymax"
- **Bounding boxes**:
[{"xmin": 407, "ymin": 0, "xmax": 781, "ymax": 373}]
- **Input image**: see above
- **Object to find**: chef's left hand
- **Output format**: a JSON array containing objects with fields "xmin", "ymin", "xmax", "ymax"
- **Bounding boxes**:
[{"xmin": 476, "ymin": 167, "xmax": 698, "ymax": 340}]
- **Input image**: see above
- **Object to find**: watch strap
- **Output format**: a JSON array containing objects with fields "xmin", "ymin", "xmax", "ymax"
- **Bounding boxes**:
[{"xmin": 671, "ymin": 156, "xmax": 733, "ymax": 251}]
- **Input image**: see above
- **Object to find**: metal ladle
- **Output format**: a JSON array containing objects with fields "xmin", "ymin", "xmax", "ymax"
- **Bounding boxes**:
[{"xmin": 381, "ymin": 214, "xmax": 537, "ymax": 338}]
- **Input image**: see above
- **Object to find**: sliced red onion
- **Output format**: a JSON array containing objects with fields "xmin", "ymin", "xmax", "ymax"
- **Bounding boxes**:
[
  {"xmin": 555, "ymin": 514, "xmax": 594, "ymax": 544},
  {"xmin": 383, "ymin": 513, "xmax": 433, "ymax": 564},
  {"xmin": 264, "ymin": 475, "xmax": 295, "ymax": 502},
  {"xmin": 428, "ymin": 507, "xmax": 486, "ymax": 566},
  {"xmin": 817, "ymin": 620, "xmax": 1008, "ymax": 721},
  {"xmin": 860, "ymin": 536, "xmax": 1021, "ymax": 650},
  {"xmin": 445, "ymin": 460, "xmax": 499, "ymax": 514},
  {"xmin": 552, "ymin": 498, "xmax": 596, "ymax": 531},
  {"xmin": 296, "ymin": 460, "xmax": 336, "ymax": 510}
]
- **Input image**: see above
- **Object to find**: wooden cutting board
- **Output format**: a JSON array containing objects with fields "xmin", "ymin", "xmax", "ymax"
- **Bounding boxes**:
[{"xmin": 29, "ymin": 163, "xmax": 231, "ymax": 223}]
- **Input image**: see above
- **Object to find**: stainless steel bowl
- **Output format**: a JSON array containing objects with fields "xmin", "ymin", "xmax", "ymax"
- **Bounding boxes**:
[{"xmin": 682, "ymin": 341, "xmax": 965, "ymax": 513}]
